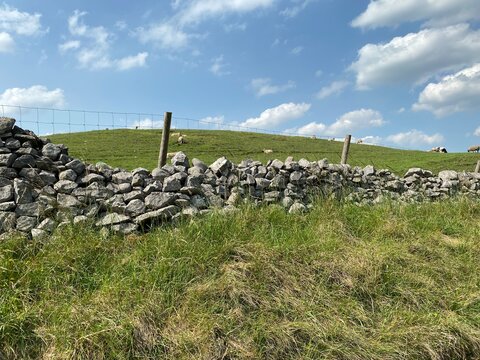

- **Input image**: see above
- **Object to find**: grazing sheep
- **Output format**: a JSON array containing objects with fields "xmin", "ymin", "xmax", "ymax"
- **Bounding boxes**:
[
  {"xmin": 310, "ymin": 135, "xmax": 317, "ymax": 139},
  {"xmin": 468, "ymin": 145, "xmax": 480, "ymax": 153},
  {"xmin": 178, "ymin": 135, "xmax": 186, "ymax": 144},
  {"xmin": 171, "ymin": 132, "xmax": 181, "ymax": 137},
  {"xmin": 439, "ymin": 147, "xmax": 448, "ymax": 153},
  {"xmin": 356, "ymin": 139, "xmax": 363, "ymax": 144},
  {"xmin": 429, "ymin": 147, "xmax": 440, "ymax": 152},
  {"xmin": 329, "ymin": 137, "xmax": 336, "ymax": 141},
  {"xmin": 167, "ymin": 152, "xmax": 178, "ymax": 158},
  {"xmin": 263, "ymin": 149, "xmax": 273, "ymax": 154}
]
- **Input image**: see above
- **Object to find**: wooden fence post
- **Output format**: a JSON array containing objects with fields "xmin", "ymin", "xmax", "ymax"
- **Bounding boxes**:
[
  {"xmin": 158, "ymin": 111, "xmax": 172, "ymax": 168},
  {"xmin": 341, "ymin": 134, "xmax": 352, "ymax": 165},
  {"xmin": 475, "ymin": 160, "xmax": 480, "ymax": 174}
]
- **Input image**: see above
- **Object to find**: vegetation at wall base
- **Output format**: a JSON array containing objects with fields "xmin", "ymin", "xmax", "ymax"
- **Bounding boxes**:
[
  {"xmin": 49, "ymin": 129, "xmax": 480, "ymax": 175},
  {"xmin": 1, "ymin": 198, "xmax": 480, "ymax": 359}
]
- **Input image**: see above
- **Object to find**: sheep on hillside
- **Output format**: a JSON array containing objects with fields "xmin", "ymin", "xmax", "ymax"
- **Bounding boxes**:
[
  {"xmin": 171, "ymin": 132, "xmax": 181, "ymax": 137},
  {"xmin": 429, "ymin": 146, "xmax": 447, "ymax": 153},
  {"xmin": 468, "ymin": 145, "xmax": 480, "ymax": 153},
  {"xmin": 356, "ymin": 139, "xmax": 363, "ymax": 144},
  {"xmin": 263, "ymin": 149, "xmax": 273, "ymax": 154},
  {"xmin": 178, "ymin": 135, "xmax": 187, "ymax": 144}
]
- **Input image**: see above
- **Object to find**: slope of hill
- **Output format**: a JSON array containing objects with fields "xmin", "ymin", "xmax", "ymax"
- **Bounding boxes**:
[
  {"xmin": 49, "ymin": 129, "xmax": 480, "ymax": 175},
  {"xmin": 2, "ymin": 199, "xmax": 479, "ymax": 359}
]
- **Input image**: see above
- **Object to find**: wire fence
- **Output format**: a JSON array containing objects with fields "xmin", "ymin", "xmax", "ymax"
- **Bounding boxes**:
[{"xmin": 0, "ymin": 103, "xmax": 421, "ymax": 174}]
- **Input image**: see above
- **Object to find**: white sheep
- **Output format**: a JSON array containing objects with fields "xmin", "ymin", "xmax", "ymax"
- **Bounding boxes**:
[
  {"xmin": 170, "ymin": 132, "xmax": 181, "ymax": 137},
  {"xmin": 468, "ymin": 145, "xmax": 480, "ymax": 153},
  {"xmin": 263, "ymin": 149, "xmax": 273, "ymax": 154},
  {"xmin": 356, "ymin": 139, "xmax": 363, "ymax": 144},
  {"xmin": 178, "ymin": 135, "xmax": 187, "ymax": 144},
  {"xmin": 167, "ymin": 152, "xmax": 178, "ymax": 158}
]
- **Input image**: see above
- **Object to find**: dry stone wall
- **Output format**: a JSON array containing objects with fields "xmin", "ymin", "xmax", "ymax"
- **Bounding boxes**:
[{"xmin": 1, "ymin": 117, "xmax": 480, "ymax": 239}]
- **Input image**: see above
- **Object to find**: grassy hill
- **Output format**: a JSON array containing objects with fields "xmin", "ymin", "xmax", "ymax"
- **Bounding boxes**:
[
  {"xmin": 2, "ymin": 199, "xmax": 480, "ymax": 359},
  {"xmin": 49, "ymin": 129, "xmax": 480, "ymax": 175}
]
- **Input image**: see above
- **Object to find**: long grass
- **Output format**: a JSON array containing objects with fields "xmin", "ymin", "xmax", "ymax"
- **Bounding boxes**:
[
  {"xmin": 1, "ymin": 198, "xmax": 480, "ymax": 359},
  {"xmin": 49, "ymin": 129, "xmax": 480, "ymax": 175}
]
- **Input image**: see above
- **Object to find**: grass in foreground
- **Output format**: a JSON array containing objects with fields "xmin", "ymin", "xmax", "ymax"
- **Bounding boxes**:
[
  {"xmin": 49, "ymin": 129, "xmax": 480, "ymax": 175},
  {"xmin": 1, "ymin": 199, "xmax": 480, "ymax": 359}
]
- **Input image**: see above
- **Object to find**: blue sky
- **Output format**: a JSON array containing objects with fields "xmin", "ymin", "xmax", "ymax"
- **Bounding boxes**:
[{"xmin": 1, "ymin": 0, "xmax": 480, "ymax": 151}]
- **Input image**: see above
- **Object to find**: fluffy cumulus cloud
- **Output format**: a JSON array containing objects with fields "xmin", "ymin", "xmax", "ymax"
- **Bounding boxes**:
[
  {"xmin": 413, "ymin": 64, "xmax": 480, "ymax": 117},
  {"xmin": 0, "ymin": 4, "xmax": 44, "ymax": 36},
  {"xmin": 0, "ymin": 4, "xmax": 46, "ymax": 53},
  {"xmin": 240, "ymin": 102, "xmax": 311, "ymax": 129},
  {"xmin": 60, "ymin": 10, "xmax": 148, "ymax": 71},
  {"xmin": 138, "ymin": 0, "xmax": 274, "ymax": 49},
  {"xmin": 350, "ymin": 24, "xmax": 480, "ymax": 89},
  {"xmin": 474, "ymin": 127, "xmax": 480, "ymax": 136},
  {"xmin": 0, "ymin": 32, "xmax": 14, "ymax": 53},
  {"xmin": 292, "ymin": 109, "xmax": 385, "ymax": 137},
  {"xmin": 386, "ymin": 130, "xmax": 444, "ymax": 147},
  {"xmin": 0, "ymin": 85, "xmax": 65, "ymax": 108},
  {"xmin": 131, "ymin": 118, "xmax": 164, "ymax": 129},
  {"xmin": 251, "ymin": 78, "xmax": 295, "ymax": 97},
  {"xmin": 316, "ymin": 80, "xmax": 349, "ymax": 99},
  {"xmin": 352, "ymin": 0, "xmax": 480, "ymax": 29}
]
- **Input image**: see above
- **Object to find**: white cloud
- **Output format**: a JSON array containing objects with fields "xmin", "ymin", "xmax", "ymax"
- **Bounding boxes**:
[
  {"xmin": 358, "ymin": 135, "xmax": 382, "ymax": 145},
  {"xmin": 251, "ymin": 78, "xmax": 295, "ymax": 97},
  {"xmin": 176, "ymin": 0, "xmax": 275, "ymax": 26},
  {"xmin": 325, "ymin": 109, "xmax": 385, "ymax": 136},
  {"xmin": 0, "ymin": 32, "xmax": 14, "ymax": 53},
  {"xmin": 58, "ymin": 40, "xmax": 81, "ymax": 53},
  {"xmin": 0, "ymin": 85, "xmax": 65, "ymax": 108},
  {"xmin": 115, "ymin": 20, "xmax": 127, "ymax": 31},
  {"xmin": 62, "ymin": 10, "xmax": 148, "ymax": 71},
  {"xmin": 137, "ymin": 23, "xmax": 191, "ymax": 50},
  {"xmin": 413, "ymin": 64, "xmax": 480, "ymax": 117},
  {"xmin": 0, "ymin": 4, "xmax": 44, "ymax": 36},
  {"xmin": 474, "ymin": 127, "xmax": 480, "ymax": 136},
  {"xmin": 240, "ymin": 102, "xmax": 311, "ymax": 129},
  {"xmin": 352, "ymin": 0, "xmax": 480, "ymax": 29},
  {"xmin": 281, "ymin": 0, "xmax": 316, "ymax": 18},
  {"xmin": 316, "ymin": 80, "xmax": 349, "ymax": 99},
  {"xmin": 290, "ymin": 108, "xmax": 385, "ymax": 137},
  {"xmin": 290, "ymin": 46, "xmax": 303, "ymax": 55},
  {"xmin": 131, "ymin": 118, "xmax": 164, "ymax": 129},
  {"xmin": 386, "ymin": 130, "xmax": 444, "ymax": 146},
  {"xmin": 315, "ymin": 69, "xmax": 323, "ymax": 77},
  {"xmin": 350, "ymin": 24, "xmax": 480, "ymax": 89},
  {"xmin": 116, "ymin": 52, "xmax": 148, "ymax": 71},
  {"xmin": 210, "ymin": 55, "xmax": 230, "ymax": 76},
  {"xmin": 138, "ymin": 0, "xmax": 274, "ymax": 49}
]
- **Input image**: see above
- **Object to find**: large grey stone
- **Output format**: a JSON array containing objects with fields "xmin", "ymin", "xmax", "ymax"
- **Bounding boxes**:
[
  {"xmin": 135, "ymin": 205, "xmax": 180, "ymax": 226},
  {"xmin": 171, "ymin": 151, "xmax": 189, "ymax": 168},
  {"xmin": 145, "ymin": 192, "xmax": 176, "ymax": 209},
  {"xmin": 54, "ymin": 180, "xmax": 78, "ymax": 194},
  {"xmin": 66, "ymin": 159, "xmax": 85, "ymax": 175},
  {"xmin": 59, "ymin": 169, "xmax": 77, "ymax": 181},
  {"xmin": 95, "ymin": 213, "xmax": 131, "ymax": 226},
  {"xmin": 163, "ymin": 173, "xmax": 185, "ymax": 192},
  {"xmin": 14, "ymin": 178, "xmax": 33, "ymax": 204},
  {"xmin": 210, "ymin": 157, "xmax": 231, "ymax": 176},
  {"xmin": 0, "ymin": 153, "xmax": 16, "ymax": 167},
  {"xmin": 12, "ymin": 155, "xmax": 36, "ymax": 169},
  {"xmin": 16, "ymin": 202, "xmax": 44, "ymax": 217},
  {"xmin": 0, "ymin": 185, "xmax": 13, "ymax": 203},
  {"xmin": 112, "ymin": 171, "xmax": 133, "ymax": 184},
  {"xmin": 0, "ymin": 117, "xmax": 15, "ymax": 135},
  {"xmin": 16, "ymin": 216, "xmax": 37, "ymax": 232},
  {"xmin": 126, "ymin": 199, "xmax": 146, "ymax": 217},
  {"xmin": 57, "ymin": 193, "xmax": 82, "ymax": 208},
  {"xmin": 42, "ymin": 143, "xmax": 62, "ymax": 160}
]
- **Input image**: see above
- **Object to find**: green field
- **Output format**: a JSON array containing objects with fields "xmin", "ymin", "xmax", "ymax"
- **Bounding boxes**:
[
  {"xmin": 1, "ymin": 199, "xmax": 480, "ymax": 359},
  {"xmin": 49, "ymin": 129, "xmax": 480, "ymax": 175}
]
